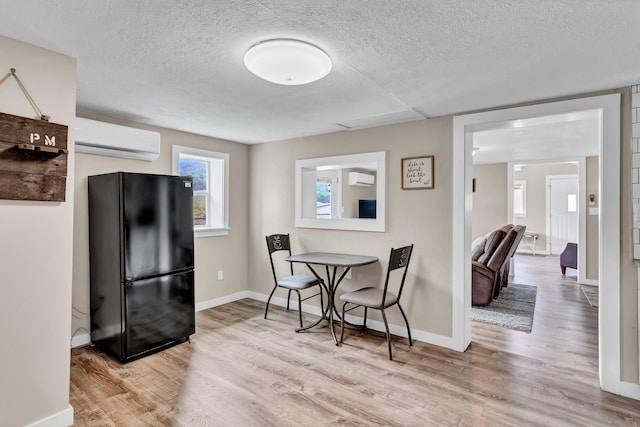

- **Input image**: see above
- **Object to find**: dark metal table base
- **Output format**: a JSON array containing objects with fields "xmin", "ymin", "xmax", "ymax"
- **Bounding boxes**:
[
  {"xmin": 295, "ymin": 264, "xmax": 353, "ymax": 345},
  {"xmin": 286, "ymin": 252, "xmax": 378, "ymax": 345}
]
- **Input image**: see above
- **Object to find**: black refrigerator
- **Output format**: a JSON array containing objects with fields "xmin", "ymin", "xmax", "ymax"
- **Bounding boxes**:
[{"xmin": 88, "ymin": 172, "xmax": 195, "ymax": 362}]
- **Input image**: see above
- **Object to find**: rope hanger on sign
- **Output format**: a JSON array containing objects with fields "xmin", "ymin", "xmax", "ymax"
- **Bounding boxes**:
[{"xmin": 0, "ymin": 68, "xmax": 50, "ymax": 121}]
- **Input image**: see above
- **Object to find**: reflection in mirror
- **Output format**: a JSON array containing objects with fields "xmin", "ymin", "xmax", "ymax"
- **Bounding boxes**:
[{"xmin": 295, "ymin": 151, "xmax": 385, "ymax": 232}]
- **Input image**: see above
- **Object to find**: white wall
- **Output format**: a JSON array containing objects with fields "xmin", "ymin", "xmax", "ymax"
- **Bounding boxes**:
[
  {"xmin": 249, "ymin": 118, "xmax": 456, "ymax": 344},
  {"xmin": 0, "ymin": 36, "xmax": 76, "ymax": 426}
]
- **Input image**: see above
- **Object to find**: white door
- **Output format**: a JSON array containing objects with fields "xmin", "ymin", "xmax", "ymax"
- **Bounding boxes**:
[{"xmin": 547, "ymin": 175, "xmax": 578, "ymax": 255}]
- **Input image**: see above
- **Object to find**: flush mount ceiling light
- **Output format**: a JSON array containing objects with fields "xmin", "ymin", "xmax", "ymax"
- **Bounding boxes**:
[{"xmin": 244, "ymin": 39, "xmax": 332, "ymax": 85}]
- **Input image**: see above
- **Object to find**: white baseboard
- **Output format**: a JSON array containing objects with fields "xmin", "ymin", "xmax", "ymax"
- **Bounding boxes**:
[
  {"xmin": 245, "ymin": 291, "xmax": 457, "ymax": 351},
  {"xmin": 195, "ymin": 291, "xmax": 251, "ymax": 311},
  {"xmin": 580, "ymin": 279, "xmax": 599, "ymax": 286},
  {"xmin": 25, "ymin": 404, "xmax": 74, "ymax": 427},
  {"xmin": 71, "ymin": 333, "xmax": 91, "ymax": 349},
  {"xmin": 71, "ymin": 291, "xmax": 457, "ymax": 353},
  {"xmin": 191, "ymin": 291, "xmax": 458, "ymax": 352},
  {"xmin": 340, "ymin": 311, "xmax": 457, "ymax": 350},
  {"xmin": 618, "ymin": 381, "xmax": 640, "ymax": 400}
]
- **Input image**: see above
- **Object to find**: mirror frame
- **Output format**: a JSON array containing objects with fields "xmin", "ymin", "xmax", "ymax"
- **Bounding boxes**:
[{"xmin": 295, "ymin": 151, "xmax": 386, "ymax": 232}]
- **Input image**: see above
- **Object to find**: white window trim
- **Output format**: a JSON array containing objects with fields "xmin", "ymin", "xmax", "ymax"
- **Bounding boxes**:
[
  {"xmin": 172, "ymin": 145, "xmax": 230, "ymax": 237},
  {"xmin": 513, "ymin": 180, "xmax": 527, "ymax": 216}
]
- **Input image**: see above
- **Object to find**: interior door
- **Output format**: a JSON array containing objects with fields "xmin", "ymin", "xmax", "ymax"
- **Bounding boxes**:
[{"xmin": 547, "ymin": 175, "xmax": 578, "ymax": 255}]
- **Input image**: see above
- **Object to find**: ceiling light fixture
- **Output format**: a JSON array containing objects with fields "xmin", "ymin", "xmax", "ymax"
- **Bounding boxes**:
[{"xmin": 244, "ymin": 39, "xmax": 332, "ymax": 85}]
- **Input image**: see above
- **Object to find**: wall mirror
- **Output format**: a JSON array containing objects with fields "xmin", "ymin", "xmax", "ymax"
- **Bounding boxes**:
[{"xmin": 295, "ymin": 151, "xmax": 386, "ymax": 232}]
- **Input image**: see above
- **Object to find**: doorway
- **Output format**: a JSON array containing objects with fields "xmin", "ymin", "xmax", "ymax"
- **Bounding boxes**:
[
  {"xmin": 547, "ymin": 174, "xmax": 579, "ymax": 256},
  {"xmin": 452, "ymin": 93, "xmax": 621, "ymax": 394}
]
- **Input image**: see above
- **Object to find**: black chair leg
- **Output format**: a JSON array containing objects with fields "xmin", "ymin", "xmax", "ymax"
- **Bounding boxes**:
[
  {"xmin": 381, "ymin": 309, "xmax": 392, "ymax": 360},
  {"xmin": 363, "ymin": 307, "xmax": 368, "ymax": 328},
  {"xmin": 318, "ymin": 285, "xmax": 324, "ymax": 316},
  {"xmin": 264, "ymin": 285, "xmax": 278, "ymax": 319},
  {"xmin": 397, "ymin": 303, "xmax": 413, "ymax": 346},
  {"xmin": 286, "ymin": 289, "xmax": 292, "ymax": 311},
  {"xmin": 340, "ymin": 302, "xmax": 348, "ymax": 343},
  {"xmin": 295, "ymin": 290, "xmax": 303, "ymax": 328}
]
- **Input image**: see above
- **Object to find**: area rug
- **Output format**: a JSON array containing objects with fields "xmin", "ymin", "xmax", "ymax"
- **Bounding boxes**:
[
  {"xmin": 581, "ymin": 285, "xmax": 599, "ymax": 307},
  {"xmin": 471, "ymin": 283, "xmax": 537, "ymax": 333}
]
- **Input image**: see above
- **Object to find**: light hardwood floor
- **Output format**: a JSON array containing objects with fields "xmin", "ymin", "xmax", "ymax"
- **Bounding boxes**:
[{"xmin": 70, "ymin": 255, "xmax": 640, "ymax": 426}]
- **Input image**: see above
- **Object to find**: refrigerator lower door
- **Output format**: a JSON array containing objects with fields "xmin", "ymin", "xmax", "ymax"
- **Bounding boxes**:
[{"xmin": 124, "ymin": 270, "xmax": 195, "ymax": 360}]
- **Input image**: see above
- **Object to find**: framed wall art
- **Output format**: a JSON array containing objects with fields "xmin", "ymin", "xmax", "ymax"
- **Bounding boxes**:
[{"xmin": 401, "ymin": 155, "xmax": 434, "ymax": 190}]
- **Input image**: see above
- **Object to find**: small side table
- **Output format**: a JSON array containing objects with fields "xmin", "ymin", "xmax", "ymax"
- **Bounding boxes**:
[{"xmin": 522, "ymin": 231, "xmax": 539, "ymax": 255}]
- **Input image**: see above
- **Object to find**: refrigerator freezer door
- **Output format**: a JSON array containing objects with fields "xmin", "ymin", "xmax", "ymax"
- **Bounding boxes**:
[
  {"xmin": 124, "ymin": 270, "xmax": 195, "ymax": 359},
  {"xmin": 122, "ymin": 173, "xmax": 194, "ymax": 280}
]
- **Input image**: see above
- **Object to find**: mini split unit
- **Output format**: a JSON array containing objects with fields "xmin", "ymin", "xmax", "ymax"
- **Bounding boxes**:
[
  {"xmin": 348, "ymin": 172, "xmax": 375, "ymax": 186},
  {"xmin": 75, "ymin": 117, "xmax": 161, "ymax": 161}
]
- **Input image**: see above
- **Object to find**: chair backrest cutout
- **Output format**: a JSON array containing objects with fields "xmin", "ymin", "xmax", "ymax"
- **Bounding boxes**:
[
  {"xmin": 266, "ymin": 234, "xmax": 291, "ymax": 254},
  {"xmin": 265, "ymin": 234, "xmax": 294, "ymax": 280},
  {"xmin": 383, "ymin": 244, "xmax": 414, "ymax": 304}
]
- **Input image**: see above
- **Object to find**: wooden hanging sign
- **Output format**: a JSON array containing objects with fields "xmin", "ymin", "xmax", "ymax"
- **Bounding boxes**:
[{"xmin": 0, "ymin": 111, "xmax": 69, "ymax": 202}]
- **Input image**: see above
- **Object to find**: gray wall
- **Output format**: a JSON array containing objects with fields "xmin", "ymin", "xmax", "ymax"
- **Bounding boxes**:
[{"xmin": 0, "ymin": 35, "xmax": 76, "ymax": 426}]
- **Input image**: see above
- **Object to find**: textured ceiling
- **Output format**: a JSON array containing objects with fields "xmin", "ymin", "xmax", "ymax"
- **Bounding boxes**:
[
  {"xmin": 472, "ymin": 109, "xmax": 601, "ymax": 165},
  {"xmin": 0, "ymin": 1, "xmax": 638, "ymax": 144}
]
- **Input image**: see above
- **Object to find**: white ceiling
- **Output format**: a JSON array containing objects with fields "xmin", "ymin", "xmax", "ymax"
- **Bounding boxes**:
[
  {"xmin": 0, "ymin": 1, "xmax": 638, "ymax": 146},
  {"xmin": 472, "ymin": 109, "xmax": 601, "ymax": 165}
]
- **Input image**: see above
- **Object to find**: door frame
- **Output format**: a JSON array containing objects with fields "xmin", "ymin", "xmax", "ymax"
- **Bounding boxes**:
[
  {"xmin": 545, "ymin": 172, "xmax": 593, "ymax": 285},
  {"xmin": 545, "ymin": 174, "xmax": 579, "ymax": 255},
  {"xmin": 452, "ymin": 93, "xmax": 627, "ymax": 396},
  {"xmin": 507, "ymin": 161, "xmax": 590, "ymax": 285}
]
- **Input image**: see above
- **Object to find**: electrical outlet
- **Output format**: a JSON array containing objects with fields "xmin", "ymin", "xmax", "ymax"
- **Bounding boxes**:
[{"xmin": 217, "ymin": 270, "xmax": 223, "ymax": 281}]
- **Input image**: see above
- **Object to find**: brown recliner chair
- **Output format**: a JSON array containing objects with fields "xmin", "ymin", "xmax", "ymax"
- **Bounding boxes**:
[
  {"xmin": 494, "ymin": 224, "xmax": 527, "ymax": 298},
  {"xmin": 472, "ymin": 227, "xmax": 519, "ymax": 306}
]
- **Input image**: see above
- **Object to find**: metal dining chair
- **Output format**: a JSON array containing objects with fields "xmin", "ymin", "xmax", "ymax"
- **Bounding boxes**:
[
  {"xmin": 339, "ymin": 244, "xmax": 414, "ymax": 360},
  {"xmin": 264, "ymin": 234, "xmax": 324, "ymax": 328}
]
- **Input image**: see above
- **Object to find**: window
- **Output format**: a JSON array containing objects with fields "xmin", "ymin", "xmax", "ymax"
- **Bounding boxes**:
[
  {"xmin": 316, "ymin": 178, "xmax": 331, "ymax": 218},
  {"xmin": 314, "ymin": 169, "xmax": 341, "ymax": 219},
  {"xmin": 513, "ymin": 180, "xmax": 526, "ymax": 216},
  {"xmin": 172, "ymin": 145, "xmax": 229, "ymax": 237}
]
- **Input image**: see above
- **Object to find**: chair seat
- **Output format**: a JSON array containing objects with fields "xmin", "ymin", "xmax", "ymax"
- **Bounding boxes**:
[
  {"xmin": 277, "ymin": 275, "xmax": 321, "ymax": 290},
  {"xmin": 339, "ymin": 287, "xmax": 398, "ymax": 308}
]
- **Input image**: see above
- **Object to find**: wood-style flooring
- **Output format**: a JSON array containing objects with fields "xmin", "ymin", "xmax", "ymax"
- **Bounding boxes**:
[{"xmin": 69, "ymin": 255, "xmax": 640, "ymax": 426}]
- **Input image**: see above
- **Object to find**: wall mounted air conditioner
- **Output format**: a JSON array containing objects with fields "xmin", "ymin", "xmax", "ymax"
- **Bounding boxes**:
[
  {"xmin": 348, "ymin": 172, "xmax": 375, "ymax": 186},
  {"xmin": 75, "ymin": 117, "xmax": 161, "ymax": 161}
]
